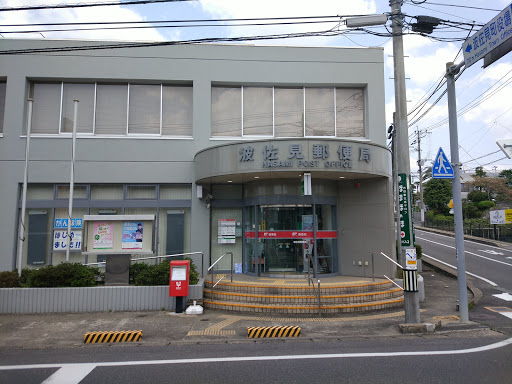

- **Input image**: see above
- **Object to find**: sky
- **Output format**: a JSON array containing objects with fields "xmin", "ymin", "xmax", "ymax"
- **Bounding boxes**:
[{"xmin": 1, "ymin": 0, "xmax": 512, "ymax": 181}]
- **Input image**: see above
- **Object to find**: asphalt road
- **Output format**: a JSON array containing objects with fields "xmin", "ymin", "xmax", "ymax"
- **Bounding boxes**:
[
  {"xmin": 416, "ymin": 229, "xmax": 512, "ymax": 335},
  {"xmin": 1, "ymin": 335, "xmax": 511, "ymax": 384}
]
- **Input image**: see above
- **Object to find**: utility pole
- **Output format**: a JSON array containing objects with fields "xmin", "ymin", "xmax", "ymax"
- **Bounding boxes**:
[
  {"xmin": 446, "ymin": 61, "xmax": 469, "ymax": 322},
  {"xmin": 417, "ymin": 127, "xmax": 425, "ymax": 226},
  {"xmin": 390, "ymin": 0, "xmax": 420, "ymax": 323}
]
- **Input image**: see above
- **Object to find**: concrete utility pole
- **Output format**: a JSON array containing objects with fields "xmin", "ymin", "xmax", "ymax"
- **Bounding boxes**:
[
  {"xmin": 446, "ymin": 61, "xmax": 469, "ymax": 322},
  {"xmin": 417, "ymin": 127, "xmax": 425, "ymax": 226},
  {"xmin": 390, "ymin": 0, "xmax": 420, "ymax": 323}
]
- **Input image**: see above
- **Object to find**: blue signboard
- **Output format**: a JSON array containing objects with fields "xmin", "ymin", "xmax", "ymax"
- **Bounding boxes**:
[
  {"xmin": 462, "ymin": 3, "xmax": 512, "ymax": 68},
  {"xmin": 54, "ymin": 218, "xmax": 83, "ymax": 229},
  {"xmin": 433, "ymin": 148, "xmax": 454, "ymax": 179}
]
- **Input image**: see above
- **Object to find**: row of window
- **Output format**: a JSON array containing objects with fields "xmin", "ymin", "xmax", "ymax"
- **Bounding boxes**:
[
  {"xmin": 212, "ymin": 87, "xmax": 365, "ymax": 138},
  {"xmin": 29, "ymin": 83, "xmax": 193, "ymax": 136},
  {"xmin": 1, "ymin": 82, "xmax": 366, "ymax": 138}
]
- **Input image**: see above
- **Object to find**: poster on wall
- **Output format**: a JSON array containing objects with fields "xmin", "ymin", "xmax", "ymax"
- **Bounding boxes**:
[
  {"xmin": 53, "ymin": 230, "xmax": 82, "ymax": 251},
  {"xmin": 218, "ymin": 219, "xmax": 236, "ymax": 244},
  {"xmin": 93, "ymin": 222, "xmax": 114, "ymax": 249},
  {"xmin": 122, "ymin": 222, "xmax": 143, "ymax": 249}
]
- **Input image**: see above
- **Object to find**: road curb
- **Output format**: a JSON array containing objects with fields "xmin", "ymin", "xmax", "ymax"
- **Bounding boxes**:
[{"xmin": 421, "ymin": 257, "xmax": 483, "ymax": 306}]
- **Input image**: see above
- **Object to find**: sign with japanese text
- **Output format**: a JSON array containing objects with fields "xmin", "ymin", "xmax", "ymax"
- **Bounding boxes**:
[
  {"xmin": 93, "ymin": 222, "xmax": 114, "ymax": 249},
  {"xmin": 462, "ymin": 3, "xmax": 512, "ymax": 68},
  {"xmin": 490, "ymin": 209, "xmax": 512, "ymax": 224},
  {"xmin": 218, "ymin": 219, "xmax": 236, "ymax": 244},
  {"xmin": 398, "ymin": 173, "xmax": 412, "ymax": 247},
  {"xmin": 54, "ymin": 218, "xmax": 83, "ymax": 229},
  {"xmin": 239, "ymin": 142, "xmax": 371, "ymax": 169},
  {"xmin": 53, "ymin": 230, "xmax": 82, "ymax": 251},
  {"xmin": 122, "ymin": 222, "xmax": 143, "ymax": 249}
]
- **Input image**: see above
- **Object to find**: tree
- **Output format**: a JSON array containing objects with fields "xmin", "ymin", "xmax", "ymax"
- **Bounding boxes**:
[
  {"xmin": 423, "ymin": 179, "xmax": 452, "ymax": 214},
  {"xmin": 466, "ymin": 176, "xmax": 512, "ymax": 202},
  {"xmin": 474, "ymin": 166, "xmax": 487, "ymax": 177},
  {"xmin": 498, "ymin": 169, "xmax": 512, "ymax": 185}
]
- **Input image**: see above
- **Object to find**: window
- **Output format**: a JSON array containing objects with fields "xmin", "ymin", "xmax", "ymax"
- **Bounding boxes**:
[
  {"xmin": 95, "ymin": 84, "xmax": 127, "ymax": 135},
  {"xmin": 31, "ymin": 83, "xmax": 61, "ymax": 134},
  {"xmin": 162, "ymin": 86, "xmax": 193, "ymax": 136},
  {"xmin": 274, "ymin": 88, "xmax": 303, "ymax": 138},
  {"xmin": 128, "ymin": 84, "xmax": 160, "ymax": 135},
  {"xmin": 305, "ymin": 88, "xmax": 334, "ymax": 137},
  {"xmin": 243, "ymin": 87, "xmax": 273, "ymax": 136},
  {"xmin": 61, "ymin": 83, "xmax": 95, "ymax": 133},
  {"xmin": 29, "ymin": 81, "xmax": 192, "ymax": 137},
  {"xmin": 336, "ymin": 88, "xmax": 365, "ymax": 137},
  {"xmin": 0, "ymin": 81, "xmax": 6, "ymax": 134},
  {"xmin": 211, "ymin": 87, "xmax": 241, "ymax": 137}
]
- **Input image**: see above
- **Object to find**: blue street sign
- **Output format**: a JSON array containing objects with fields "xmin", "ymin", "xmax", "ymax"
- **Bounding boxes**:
[
  {"xmin": 433, "ymin": 148, "xmax": 454, "ymax": 179},
  {"xmin": 462, "ymin": 3, "xmax": 512, "ymax": 68}
]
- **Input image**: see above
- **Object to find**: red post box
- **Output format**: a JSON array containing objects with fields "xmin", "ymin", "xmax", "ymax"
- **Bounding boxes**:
[{"xmin": 169, "ymin": 260, "xmax": 190, "ymax": 297}]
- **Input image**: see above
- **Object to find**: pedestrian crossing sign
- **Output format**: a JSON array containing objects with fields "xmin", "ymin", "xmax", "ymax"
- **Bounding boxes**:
[{"xmin": 433, "ymin": 147, "xmax": 454, "ymax": 179}]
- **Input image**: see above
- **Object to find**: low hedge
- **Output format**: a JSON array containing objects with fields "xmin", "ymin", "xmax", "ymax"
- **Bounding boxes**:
[
  {"xmin": 0, "ymin": 263, "xmax": 101, "ymax": 288},
  {"xmin": 131, "ymin": 257, "xmax": 199, "ymax": 286}
]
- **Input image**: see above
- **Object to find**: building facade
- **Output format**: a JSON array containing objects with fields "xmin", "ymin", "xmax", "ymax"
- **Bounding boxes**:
[{"xmin": 0, "ymin": 39, "xmax": 394, "ymax": 277}]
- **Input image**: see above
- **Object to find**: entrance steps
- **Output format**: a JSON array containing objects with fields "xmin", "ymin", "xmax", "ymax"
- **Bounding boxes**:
[{"xmin": 203, "ymin": 277, "xmax": 404, "ymax": 315}]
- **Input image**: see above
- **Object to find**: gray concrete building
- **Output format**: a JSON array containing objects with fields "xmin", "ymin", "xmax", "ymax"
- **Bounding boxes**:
[{"xmin": 0, "ymin": 39, "xmax": 394, "ymax": 278}]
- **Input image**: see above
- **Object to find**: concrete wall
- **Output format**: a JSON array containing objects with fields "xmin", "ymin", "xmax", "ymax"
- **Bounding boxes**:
[
  {"xmin": 338, "ymin": 177, "xmax": 395, "ymax": 277},
  {"xmin": 0, "ymin": 283, "xmax": 204, "ymax": 314}
]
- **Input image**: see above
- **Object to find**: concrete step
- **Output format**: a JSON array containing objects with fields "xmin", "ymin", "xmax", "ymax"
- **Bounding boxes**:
[
  {"xmin": 203, "ymin": 280, "xmax": 395, "ymax": 296},
  {"xmin": 203, "ymin": 288, "xmax": 403, "ymax": 305},
  {"xmin": 203, "ymin": 297, "xmax": 404, "ymax": 314}
]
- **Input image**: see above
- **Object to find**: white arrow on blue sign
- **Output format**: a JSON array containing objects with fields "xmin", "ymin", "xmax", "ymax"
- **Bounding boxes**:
[
  {"xmin": 433, "ymin": 147, "xmax": 454, "ymax": 179},
  {"xmin": 462, "ymin": 3, "xmax": 512, "ymax": 68}
]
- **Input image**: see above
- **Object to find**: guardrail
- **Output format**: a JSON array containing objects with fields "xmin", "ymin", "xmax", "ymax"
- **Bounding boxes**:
[{"xmin": 207, "ymin": 252, "xmax": 233, "ymax": 302}]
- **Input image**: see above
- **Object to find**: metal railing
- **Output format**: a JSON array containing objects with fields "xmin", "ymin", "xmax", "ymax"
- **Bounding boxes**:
[
  {"xmin": 305, "ymin": 256, "xmax": 322, "ymax": 317},
  {"xmin": 84, "ymin": 252, "xmax": 205, "ymax": 279},
  {"xmin": 207, "ymin": 252, "xmax": 233, "ymax": 302},
  {"xmin": 371, "ymin": 252, "xmax": 404, "ymax": 290}
]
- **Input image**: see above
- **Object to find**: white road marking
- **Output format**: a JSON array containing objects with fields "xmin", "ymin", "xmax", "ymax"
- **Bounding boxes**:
[
  {"xmin": 422, "ymin": 254, "xmax": 498, "ymax": 286},
  {"xmin": 480, "ymin": 250, "xmax": 504, "ymax": 255},
  {"xmin": 417, "ymin": 237, "xmax": 512, "ymax": 267},
  {"xmin": 493, "ymin": 293, "xmax": 512, "ymax": 302},
  {"xmin": 42, "ymin": 364, "xmax": 95, "ymax": 384},
  {"xmin": 417, "ymin": 230, "xmax": 512, "ymax": 253},
  {"xmin": 1, "ymin": 337, "xmax": 512, "ymax": 382}
]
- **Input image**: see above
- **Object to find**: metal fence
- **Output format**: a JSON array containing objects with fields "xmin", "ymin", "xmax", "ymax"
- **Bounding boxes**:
[{"xmin": 423, "ymin": 220, "xmax": 512, "ymax": 243}]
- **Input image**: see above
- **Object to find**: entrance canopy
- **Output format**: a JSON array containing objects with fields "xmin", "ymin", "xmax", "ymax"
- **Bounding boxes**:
[{"xmin": 195, "ymin": 139, "xmax": 391, "ymax": 184}]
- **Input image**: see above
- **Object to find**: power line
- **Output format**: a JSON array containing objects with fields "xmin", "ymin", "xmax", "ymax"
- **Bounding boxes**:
[
  {"xmin": 405, "ymin": 1, "xmax": 501, "ymax": 13},
  {"xmin": 0, "ymin": 0, "xmax": 194, "ymax": 12}
]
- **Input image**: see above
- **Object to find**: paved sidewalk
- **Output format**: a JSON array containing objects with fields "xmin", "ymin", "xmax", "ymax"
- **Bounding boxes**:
[{"xmin": 0, "ymin": 265, "xmax": 493, "ymax": 350}]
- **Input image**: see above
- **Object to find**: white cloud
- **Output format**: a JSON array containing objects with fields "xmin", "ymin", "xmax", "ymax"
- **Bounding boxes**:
[
  {"xmin": 0, "ymin": 0, "xmax": 168, "ymax": 41},
  {"xmin": 197, "ymin": 0, "xmax": 378, "ymax": 45}
]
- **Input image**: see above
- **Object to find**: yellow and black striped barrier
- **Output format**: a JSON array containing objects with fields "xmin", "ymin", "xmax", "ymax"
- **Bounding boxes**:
[
  {"xmin": 247, "ymin": 326, "xmax": 301, "ymax": 338},
  {"xmin": 84, "ymin": 330, "xmax": 143, "ymax": 344}
]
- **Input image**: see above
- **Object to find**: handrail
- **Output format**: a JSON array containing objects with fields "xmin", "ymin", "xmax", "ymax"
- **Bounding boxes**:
[
  {"xmin": 84, "ymin": 252, "xmax": 205, "ymax": 279},
  {"xmin": 207, "ymin": 252, "xmax": 233, "ymax": 303},
  {"xmin": 306, "ymin": 255, "xmax": 321, "ymax": 316},
  {"xmin": 371, "ymin": 252, "xmax": 404, "ymax": 291}
]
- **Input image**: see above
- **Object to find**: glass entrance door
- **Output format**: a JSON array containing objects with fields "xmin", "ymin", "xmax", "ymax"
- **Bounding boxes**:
[{"xmin": 244, "ymin": 204, "xmax": 337, "ymax": 275}]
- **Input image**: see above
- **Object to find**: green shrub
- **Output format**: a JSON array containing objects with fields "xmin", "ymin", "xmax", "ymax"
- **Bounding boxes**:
[
  {"xmin": 477, "ymin": 200, "xmax": 495, "ymax": 210},
  {"xmin": 0, "ymin": 271, "xmax": 22, "ymax": 288},
  {"xmin": 129, "ymin": 262, "xmax": 151, "ymax": 284},
  {"xmin": 468, "ymin": 190, "xmax": 488, "ymax": 203},
  {"xmin": 26, "ymin": 263, "xmax": 100, "ymax": 287},
  {"xmin": 133, "ymin": 257, "xmax": 199, "ymax": 286},
  {"xmin": 426, "ymin": 211, "xmax": 435, "ymax": 220},
  {"xmin": 415, "ymin": 243, "xmax": 422, "ymax": 259}
]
